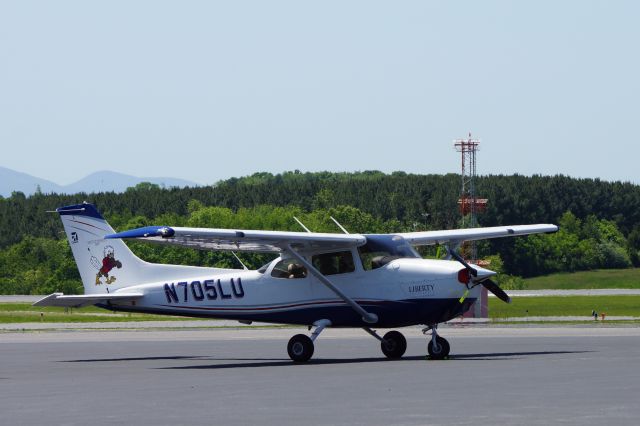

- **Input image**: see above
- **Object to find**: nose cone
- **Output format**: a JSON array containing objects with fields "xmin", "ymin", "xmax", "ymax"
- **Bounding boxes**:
[{"xmin": 472, "ymin": 265, "xmax": 497, "ymax": 281}]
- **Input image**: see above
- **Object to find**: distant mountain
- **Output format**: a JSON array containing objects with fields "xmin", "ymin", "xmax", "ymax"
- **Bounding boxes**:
[
  {"xmin": 0, "ymin": 167, "xmax": 64, "ymax": 196},
  {"xmin": 0, "ymin": 166, "xmax": 199, "ymax": 197},
  {"xmin": 61, "ymin": 171, "xmax": 199, "ymax": 194}
]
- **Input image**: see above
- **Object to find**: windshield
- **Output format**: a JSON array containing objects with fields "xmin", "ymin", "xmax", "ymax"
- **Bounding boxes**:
[
  {"xmin": 358, "ymin": 235, "xmax": 420, "ymax": 270},
  {"xmin": 257, "ymin": 261, "xmax": 272, "ymax": 274}
]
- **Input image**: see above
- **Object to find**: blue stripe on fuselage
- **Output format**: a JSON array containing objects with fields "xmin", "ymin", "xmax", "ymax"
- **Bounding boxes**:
[{"xmin": 98, "ymin": 298, "xmax": 478, "ymax": 327}]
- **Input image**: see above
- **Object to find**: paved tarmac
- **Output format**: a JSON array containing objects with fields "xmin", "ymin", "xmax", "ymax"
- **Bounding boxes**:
[
  {"xmin": 2, "ymin": 326, "xmax": 640, "ymax": 426},
  {"xmin": 0, "ymin": 295, "xmax": 43, "ymax": 303},
  {"xmin": 1, "ymin": 315, "xmax": 638, "ymax": 331}
]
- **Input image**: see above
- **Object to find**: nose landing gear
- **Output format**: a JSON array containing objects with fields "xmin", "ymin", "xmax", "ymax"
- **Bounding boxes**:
[{"xmin": 423, "ymin": 324, "xmax": 450, "ymax": 360}]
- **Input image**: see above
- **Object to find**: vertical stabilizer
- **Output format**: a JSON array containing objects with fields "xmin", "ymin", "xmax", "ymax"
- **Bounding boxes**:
[{"xmin": 58, "ymin": 203, "xmax": 146, "ymax": 295}]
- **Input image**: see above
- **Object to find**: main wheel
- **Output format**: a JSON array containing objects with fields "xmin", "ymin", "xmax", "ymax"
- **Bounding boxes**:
[
  {"xmin": 427, "ymin": 335, "xmax": 450, "ymax": 360},
  {"xmin": 381, "ymin": 331, "xmax": 407, "ymax": 359},
  {"xmin": 287, "ymin": 334, "xmax": 314, "ymax": 363}
]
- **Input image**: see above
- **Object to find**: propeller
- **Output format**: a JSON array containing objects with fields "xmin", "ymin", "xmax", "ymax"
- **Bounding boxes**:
[
  {"xmin": 448, "ymin": 248, "xmax": 511, "ymax": 304},
  {"xmin": 481, "ymin": 278, "xmax": 511, "ymax": 303}
]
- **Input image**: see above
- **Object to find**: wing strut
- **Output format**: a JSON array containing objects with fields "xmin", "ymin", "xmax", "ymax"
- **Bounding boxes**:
[
  {"xmin": 285, "ymin": 245, "xmax": 378, "ymax": 324},
  {"xmin": 330, "ymin": 216, "xmax": 350, "ymax": 234},
  {"xmin": 293, "ymin": 217, "xmax": 311, "ymax": 233}
]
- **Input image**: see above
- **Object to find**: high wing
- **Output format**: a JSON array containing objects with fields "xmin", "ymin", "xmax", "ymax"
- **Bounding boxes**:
[
  {"xmin": 397, "ymin": 224, "xmax": 558, "ymax": 247},
  {"xmin": 104, "ymin": 224, "xmax": 557, "ymax": 253},
  {"xmin": 105, "ymin": 226, "xmax": 366, "ymax": 253}
]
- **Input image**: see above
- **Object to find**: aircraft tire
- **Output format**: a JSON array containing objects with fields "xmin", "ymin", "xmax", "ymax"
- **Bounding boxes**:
[
  {"xmin": 427, "ymin": 336, "xmax": 450, "ymax": 360},
  {"xmin": 381, "ymin": 331, "xmax": 407, "ymax": 359},
  {"xmin": 287, "ymin": 334, "xmax": 314, "ymax": 363}
]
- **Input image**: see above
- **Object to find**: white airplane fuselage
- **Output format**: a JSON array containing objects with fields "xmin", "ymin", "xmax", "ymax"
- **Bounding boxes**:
[{"xmin": 102, "ymin": 257, "xmax": 480, "ymax": 328}]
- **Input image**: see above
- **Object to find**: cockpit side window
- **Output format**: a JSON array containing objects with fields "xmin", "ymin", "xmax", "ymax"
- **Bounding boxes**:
[
  {"xmin": 311, "ymin": 251, "xmax": 355, "ymax": 276},
  {"xmin": 358, "ymin": 248, "xmax": 397, "ymax": 271},
  {"xmin": 271, "ymin": 258, "xmax": 308, "ymax": 279},
  {"xmin": 358, "ymin": 235, "xmax": 420, "ymax": 270}
]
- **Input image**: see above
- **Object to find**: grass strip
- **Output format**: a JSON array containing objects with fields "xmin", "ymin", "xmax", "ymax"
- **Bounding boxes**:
[
  {"xmin": 523, "ymin": 268, "xmax": 640, "ymax": 290},
  {"xmin": 489, "ymin": 295, "xmax": 640, "ymax": 318},
  {"xmin": 0, "ymin": 303, "xmax": 200, "ymax": 323}
]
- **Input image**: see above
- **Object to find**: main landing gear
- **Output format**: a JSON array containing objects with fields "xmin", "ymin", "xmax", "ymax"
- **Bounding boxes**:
[
  {"xmin": 287, "ymin": 334, "xmax": 314, "ymax": 363},
  {"xmin": 286, "ymin": 321, "xmax": 450, "ymax": 362},
  {"xmin": 287, "ymin": 319, "xmax": 331, "ymax": 363},
  {"xmin": 364, "ymin": 328, "xmax": 407, "ymax": 359}
]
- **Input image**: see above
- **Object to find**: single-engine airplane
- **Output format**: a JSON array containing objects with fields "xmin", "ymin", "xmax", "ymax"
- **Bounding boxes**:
[{"xmin": 35, "ymin": 203, "xmax": 557, "ymax": 362}]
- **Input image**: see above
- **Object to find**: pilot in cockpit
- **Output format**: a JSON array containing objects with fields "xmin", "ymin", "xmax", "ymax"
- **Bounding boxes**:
[{"xmin": 288, "ymin": 263, "xmax": 307, "ymax": 278}]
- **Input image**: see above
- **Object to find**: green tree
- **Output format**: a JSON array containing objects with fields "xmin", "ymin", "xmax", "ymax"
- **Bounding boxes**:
[{"xmin": 126, "ymin": 182, "xmax": 161, "ymax": 192}]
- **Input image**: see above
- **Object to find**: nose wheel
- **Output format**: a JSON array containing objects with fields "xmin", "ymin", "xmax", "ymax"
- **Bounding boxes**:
[
  {"xmin": 424, "ymin": 325, "xmax": 450, "ymax": 360},
  {"xmin": 427, "ymin": 335, "xmax": 450, "ymax": 359}
]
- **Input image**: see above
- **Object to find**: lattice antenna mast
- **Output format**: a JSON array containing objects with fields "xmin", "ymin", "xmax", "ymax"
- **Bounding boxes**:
[{"xmin": 454, "ymin": 133, "xmax": 483, "ymax": 260}]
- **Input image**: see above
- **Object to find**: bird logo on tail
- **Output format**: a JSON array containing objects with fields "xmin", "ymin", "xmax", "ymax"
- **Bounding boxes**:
[{"xmin": 89, "ymin": 245, "xmax": 122, "ymax": 285}]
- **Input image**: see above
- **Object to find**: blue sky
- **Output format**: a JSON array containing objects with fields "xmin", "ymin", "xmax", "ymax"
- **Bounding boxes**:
[{"xmin": 1, "ymin": 1, "xmax": 638, "ymax": 185}]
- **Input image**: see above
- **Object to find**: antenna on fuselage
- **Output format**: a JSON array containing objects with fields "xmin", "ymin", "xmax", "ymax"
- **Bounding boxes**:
[
  {"xmin": 330, "ymin": 216, "xmax": 350, "ymax": 234},
  {"xmin": 231, "ymin": 251, "xmax": 249, "ymax": 270},
  {"xmin": 293, "ymin": 216, "xmax": 312, "ymax": 233}
]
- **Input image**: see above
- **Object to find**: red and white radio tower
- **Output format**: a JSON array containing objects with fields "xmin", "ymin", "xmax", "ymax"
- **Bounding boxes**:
[{"xmin": 453, "ymin": 133, "xmax": 487, "ymax": 261}]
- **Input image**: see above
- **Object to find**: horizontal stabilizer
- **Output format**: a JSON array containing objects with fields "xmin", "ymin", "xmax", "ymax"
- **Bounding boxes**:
[
  {"xmin": 106, "ymin": 226, "xmax": 175, "ymax": 239},
  {"xmin": 33, "ymin": 292, "xmax": 144, "ymax": 308}
]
